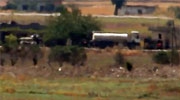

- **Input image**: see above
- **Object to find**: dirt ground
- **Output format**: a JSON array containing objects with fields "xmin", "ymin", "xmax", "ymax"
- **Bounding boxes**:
[{"xmin": 0, "ymin": 48, "xmax": 180, "ymax": 79}]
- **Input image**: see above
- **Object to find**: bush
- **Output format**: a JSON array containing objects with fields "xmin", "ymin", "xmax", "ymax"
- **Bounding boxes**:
[
  {"xmin": 55, "ymin": 5, "xmax": 67, "ymax": 12},
  {"xmin": 114, "ymin": 51, "xmax": 125, "ymax": 66},
  {"xmin": 153, "ymin": 50, "xmax": 180, "ymax": 65},
  {"xmin": 49, "ymin": 45, "xmax": 87, "ymax": 67},
  {"xmin": 17, "ymin": 45, "xmax": 42, "ymax": 66},
  {"xmin": 68, "ymin": 46, "xmax": 87, "ymax": 66},
  {"xmin": 153, "ymin": 51, "xmax": 169, "ymax": 64},
  {"xmin": 5, "ymin": 34, "xmax": 18, "ymax": 49},
  {"xmin": 29, "ymin": 45, "xmax": 42, "ymax": 65}
]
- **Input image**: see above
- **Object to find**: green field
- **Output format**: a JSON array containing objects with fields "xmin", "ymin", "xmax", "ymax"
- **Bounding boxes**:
[
  {"xmin": 0, "ymin": 77, "xmax": 180, "ymax": 100},
  {"xmin": 97, "ymin": 17, "xmax": 180, "ymax": 34}
]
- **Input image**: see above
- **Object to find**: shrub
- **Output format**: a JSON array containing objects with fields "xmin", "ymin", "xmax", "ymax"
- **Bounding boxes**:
[
  {"xmin": 25, "ymin": 45, "xmax": 43, "ymax": 65},
  {"xmin": 49, "ymin": 45, "xmax": 87, "ymax": 67},
  {"xmin": 153, "ymin": 50, "xmax": 180, "ymax": 65},
  {"xmin": 153, "ymin": 51, "xmax": 169, "ymax": 64},
  {"xmin": 68, "ymin": 46, "xmax": 87, "ymax": 66},
  {"xmin": 10, "ymin": 56, "xmax": 18, "ymax": 66},
  {"xmin": 17, "ymin": 45, "xmax": 43, "ymax": 66},
  {"xmin": 5, "ymin": 34, "xmax": 18, "ymax": 49},
  {"xmin": 29, "ymin": 45, "xmax": 42, "ymax": 65},
  {"xmin": 114, "ymin": 51, "xmax": 125, "ymax": 66}
]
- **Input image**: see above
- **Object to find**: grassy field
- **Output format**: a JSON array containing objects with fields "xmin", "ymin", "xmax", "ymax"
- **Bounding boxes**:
[
  {"xmin": 97, "ymin": 17, "xmax": 172, "ymax": 34},
  {"xmin": 1, "ymin": 1, "xmax": 180, "ymax": 100},
  {"xmin": 0, "ymin": 76, "xmax": 180, "ymax": 100},
  {"xmin": 0, "ymin": 14, "xmax": 49, "ymax": 25}
]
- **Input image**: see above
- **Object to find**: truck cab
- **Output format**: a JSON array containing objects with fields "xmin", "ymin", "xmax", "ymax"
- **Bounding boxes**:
[
  {"xmin": 19, "ymin": 34, "xmax": 41, "ymax": 45},
  {"xmin": 126, "ymin": 31, "xmax": 141, "ymax": 49}
]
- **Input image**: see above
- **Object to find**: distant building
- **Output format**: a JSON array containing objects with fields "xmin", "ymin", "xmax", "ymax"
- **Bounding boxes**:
[
  {"xmin": 118, "ymin": 4, "xmax": 157, "ymax": 15},
  {"xmin": 7, "ymin": 0, "xmax": 63, "ymax": 12},
  {"xmin": 0, "ymin": 0, "xmax": 7, "ymax": 7}
]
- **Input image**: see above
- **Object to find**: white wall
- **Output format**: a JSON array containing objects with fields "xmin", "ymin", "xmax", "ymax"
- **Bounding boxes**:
[{"xmin": 119, "ymin": 6, "xmax": 156, "ymax": 15}]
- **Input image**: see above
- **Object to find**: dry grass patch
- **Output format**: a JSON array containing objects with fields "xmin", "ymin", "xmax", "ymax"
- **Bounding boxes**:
[
  {"xmin": 3, "ymin": 87, "xmax": 16, "ymax": 94},
  {"xmin": 64, "ymin": 0, "xmax": 114, "ymax": 15},
  {"xmin": 53, "ymin": 91, "xmax": 87, "ymax": 97},
  {"xmin": 0, "ymin": 15, "xmax": 49, "ymax": 24}
]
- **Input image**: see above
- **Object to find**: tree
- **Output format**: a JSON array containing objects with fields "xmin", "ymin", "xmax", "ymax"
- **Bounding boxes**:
[
  {"xmin": 55, "ymin": 5, "xmax": 67, "ymax": 12},
  {"xmin": 4, "ymin": 34, "xmax": 18, "ymax": 66},
  {"xmin": 5, "ymin": 34, "xmax": 18, "ymax": 49},
  {"xmin": 114, "ymin": 51, "xmax": 125, "ymax": 66},
  {"xmin": 111, "ymin": 0, "xmax": 126, "ymax": 15},
  {"xmin": 17, "ymin": 45, "xmax": 43, "ymax": 66},
  {"xmin": 43, "ymin": 6, "xmax": 101, "ymax": 47},
  {"xmin": 48, "ymin": 45, "xmax": 87, "ymax": 67},
  {"xmin": 28, "ymin": 45, "xmax": 42, "ymax": 66}
]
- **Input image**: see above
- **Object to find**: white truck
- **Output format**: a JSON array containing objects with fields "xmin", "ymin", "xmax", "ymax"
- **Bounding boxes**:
[
  {"xmin": 91, "ymin": 31, "xmax": 140, "ymax": 49},
  {"xmin": 19, "ymin": 34, "xmax": 40, "ymax": 45}
]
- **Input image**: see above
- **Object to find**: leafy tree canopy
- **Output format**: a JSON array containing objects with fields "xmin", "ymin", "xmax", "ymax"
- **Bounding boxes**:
[
  {"xmin": 5, "ymin": 34, "xmax": 18, "ymax": 49},
  {"xmin": 43, "ymin": 6, "xmax": 101, "ymax": 47}
]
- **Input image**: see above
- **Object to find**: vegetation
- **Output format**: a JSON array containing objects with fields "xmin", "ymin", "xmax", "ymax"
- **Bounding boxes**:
[
  {"xmin": 1, "ymin": 1, "xmax": 180, "ymax": 100},
  {"xmin": 111, "ymin": 0, "xmax": 126, "ymax": 15},
  {"xmin": 43, "ymin": 7, "xmax": 101, "ymax": 47},
  {"xmin": 4, "ymin": 34, "xmax": 18, "ymax": 49},
  {"xmin": 4, "ymin": 34, "xmax": 19, "ymax": 66},
  {"xmin": 55, "ymin": 5, "xmax": 68, "ymax": 12},
  {"xmin": 0, "ymin": 33, "xmax": 43, "ymax": 66},
  {"xmin": 28, "ymin": 45, "xmax": 42, "ymax": 66},
  {"xmin": 49, "ymin": 45, "xmax": 87, "ymax": 67},
  {"xmin": 168, "ymin": 49, "xmax": 180, "ymax": 65},
  {"xmin": 153, "ymin": 51, "xmax": 170, "ymax": 64},
  {"xmin": 153, "ymin": 50, "xmax": 180, "ymax": 65},
  {"xmin": 114, "ymin": 51, "xmax": 125, "ymax": 66},
  {"xmin": 1, "ymin": 77, "xmax": 180, "ymax": 100},
  {"xmin": 168, "ymin": 6, "xmax": 180, "ymax": 19}
]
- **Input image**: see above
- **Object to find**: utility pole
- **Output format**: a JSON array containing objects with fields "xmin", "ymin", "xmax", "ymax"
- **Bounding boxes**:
[{"xmin": 169, "ymin": 20, "xmax": 176, "ymax": 67}]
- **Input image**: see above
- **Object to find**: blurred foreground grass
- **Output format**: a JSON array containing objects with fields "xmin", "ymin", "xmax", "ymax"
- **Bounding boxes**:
[{"xmin": 0, "ymin": 76, "xmax": 180, "ymax": 100}]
